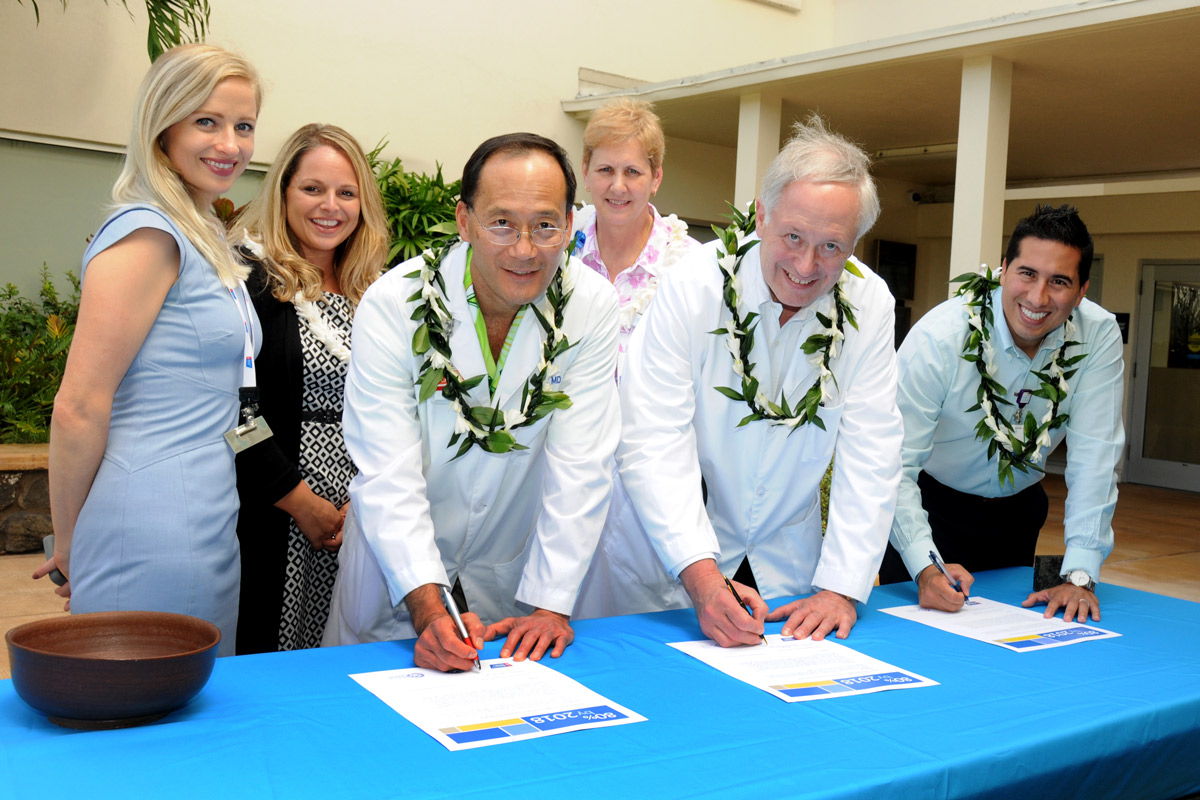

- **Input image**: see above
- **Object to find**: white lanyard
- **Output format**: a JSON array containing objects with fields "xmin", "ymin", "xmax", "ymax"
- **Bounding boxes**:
[
  {"xmin": 224, "ymin": 279, "xmax": 274, "ymax": 452},
  {"xmin": 228, "ymin": 280, "xmax": 257, "ymax": 389}
]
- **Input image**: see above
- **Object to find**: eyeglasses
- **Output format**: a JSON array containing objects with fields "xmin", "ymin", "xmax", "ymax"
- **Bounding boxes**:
[{"xmin": 469, "ymin": 208, "xmax": 567, "ymax": 248}]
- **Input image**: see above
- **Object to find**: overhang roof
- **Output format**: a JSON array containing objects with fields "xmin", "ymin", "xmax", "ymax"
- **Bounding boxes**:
[{"xmin": 564, "ymin": 0, "xmax": 1200, "ymax": 193}]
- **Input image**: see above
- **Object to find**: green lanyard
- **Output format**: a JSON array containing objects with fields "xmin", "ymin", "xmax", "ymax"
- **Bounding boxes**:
[{"xmin": 464, "ymin": 248, "xmax": 525, "ymax": 396}]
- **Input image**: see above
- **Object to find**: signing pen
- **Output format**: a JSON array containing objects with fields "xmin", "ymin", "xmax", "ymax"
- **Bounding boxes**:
[
  {"xmin": 724, "ymin": 575, "xmax": 767, "ymax": 645},
  {"xmin": 440, "ymin": 584, "xmax": 481, "ymax": 671},
  {"xmin": 928, "ymin": 551, "xmax": 967, "ymax": 601}
]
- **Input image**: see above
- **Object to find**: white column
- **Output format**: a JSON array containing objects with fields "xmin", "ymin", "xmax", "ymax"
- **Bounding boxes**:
[
  {"xmin": 735, "ymin": 92, "xmax": 782, "ymax": 210},
  {"xmin": 949, "ymin": 56, "xmax": 1012, "ymax": 295}
]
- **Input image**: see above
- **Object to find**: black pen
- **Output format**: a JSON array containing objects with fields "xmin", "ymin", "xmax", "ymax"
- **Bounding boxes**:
[
  {"xmin": 928, "ymin": 551, "xmax": 967, "ymax": 600},
  {"xmin": 440, "ymin": 584, "xmax": 481, "ymax": 671},
  {"xmin": 724, "ymin": 575, "xmax": 767, "ymax": 645}
]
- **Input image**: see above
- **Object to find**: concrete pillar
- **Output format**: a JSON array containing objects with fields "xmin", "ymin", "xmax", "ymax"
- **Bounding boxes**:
[
  {"xmin": 949, "ymin": 56, "xmax": 1012, "ymax": 295},
  {"xmin": 735, "ymin": 92, "xmax": 783, "ymax": 211}
]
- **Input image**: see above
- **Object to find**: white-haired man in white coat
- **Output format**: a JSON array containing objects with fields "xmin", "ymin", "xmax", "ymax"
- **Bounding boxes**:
[{"xmin": 587, "ymin": 115, "xmax": 902, "ymax": 646}]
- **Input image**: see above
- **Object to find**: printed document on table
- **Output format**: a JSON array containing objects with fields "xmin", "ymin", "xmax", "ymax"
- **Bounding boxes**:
[
  {"xmin": 350, "ymin": 658, "xmax": 645, "ymax": 751},
  {"xmin": 879, "ymin": 596, "xmax": 1120, "ymax": 652},
  {"xmin": 667, "ymin": 634, "xmax": 937, "ymax": 702}
]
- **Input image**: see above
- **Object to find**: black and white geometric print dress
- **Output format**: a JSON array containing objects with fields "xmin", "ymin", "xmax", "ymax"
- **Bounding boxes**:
[{"xmin": 278, "ymin": 292, "xmax": 355, "ymax": 650}]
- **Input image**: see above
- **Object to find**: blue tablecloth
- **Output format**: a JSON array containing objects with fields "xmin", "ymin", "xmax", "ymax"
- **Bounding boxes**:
[{"xmin": 3, "ymin": 568, "xmax": 1199, "ymax": 799}]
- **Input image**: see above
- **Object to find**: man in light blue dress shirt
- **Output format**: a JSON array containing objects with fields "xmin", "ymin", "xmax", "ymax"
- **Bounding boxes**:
[{"xmin": 882, "ymin": 205, "xmax": 1124, "ymax": 622}]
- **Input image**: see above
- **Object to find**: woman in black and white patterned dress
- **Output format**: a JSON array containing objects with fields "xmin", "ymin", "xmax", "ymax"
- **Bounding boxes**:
[{"xmin": 234, "ymin": 123, "xmax": 387, "ymax": 653}]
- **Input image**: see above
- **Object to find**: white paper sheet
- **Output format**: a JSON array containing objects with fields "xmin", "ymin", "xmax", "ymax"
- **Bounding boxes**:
[
  {"xmin": 350, "ymin": 658, "xmax": 646, "ymax": 750},
  {"xmin": 878, "ymin": 596, "xmax": 1121, "ymax": 651},
  {"xmin": 667, "ymin": 634, "xmax": 937, "ymax": 702}
]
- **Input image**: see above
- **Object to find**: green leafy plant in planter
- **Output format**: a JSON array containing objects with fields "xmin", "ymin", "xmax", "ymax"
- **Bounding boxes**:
[
  {"xmin": 0, "ymin": 267, "xmax": 80, "ymax": 444},
  {"xmin": 369, "ymin": 143, "xmax": 461, "ymax": 267}
]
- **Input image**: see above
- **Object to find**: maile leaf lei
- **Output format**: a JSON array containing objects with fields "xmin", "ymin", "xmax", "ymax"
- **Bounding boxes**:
[
  {"xmin": 709, "ymin": 203, "xmax": 861, "ymax": 432},
  {"xmin": 406, "ymin": 238, "xmax": 576, "ymax": 459},
  {"xmin": 954, "ymin": 265, "xmax": 1086, "ymax": 487}
]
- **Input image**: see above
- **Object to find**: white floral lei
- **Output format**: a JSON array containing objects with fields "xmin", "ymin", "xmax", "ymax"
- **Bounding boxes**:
[
  {"xmin": 710, "ymin": 203, "xmax": 861, "ymax": 432},
  {"xmin": 616, "ymin": 215, "xmax": 690, "ymax": 332},
  {"xmin": 238, "ymin": 232, "xmax": 352, "ymax": 364},
  {"xmin": 582, "ymin": 209, "xmax": 691, "ymax": 334},
  {"xmin": 292, "ymin": 293, "xmax": 351, "ymax": 363},
  {"xmin": 954, "ymin": 264, "xmax": 1085, "ymax": 487},
  {"xmin": 408, "ymin": 238, "xmax": 576, "ymax": 458}
]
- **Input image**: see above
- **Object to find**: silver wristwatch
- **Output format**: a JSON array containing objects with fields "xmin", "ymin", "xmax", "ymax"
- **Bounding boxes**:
[{"xmin": 1063, "ymin": 569, "xmax": 1096, "ymax": 593}]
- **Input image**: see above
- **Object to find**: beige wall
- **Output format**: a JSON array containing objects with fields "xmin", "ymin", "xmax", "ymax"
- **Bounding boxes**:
[
  {"xmin": 6, "ymin": 1, "xmax": 1197, "ymax": 320},
  {"xmin": 0, "ymin": 0, "xmax": 831, "ymax": 168},
  {"xmin": 1, "ymin": 0, "xmax": 830, "ymax": 291},
  {"xmin": 832, "ymin": 0, "xmax": 1073, "ymax": 42},
  {"xmin": 656, "ymin": 137, "xmax": 738, "ymax": 227}
]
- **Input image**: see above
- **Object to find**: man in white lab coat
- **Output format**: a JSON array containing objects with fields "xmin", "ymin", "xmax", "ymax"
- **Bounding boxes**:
[
  {"xmin": 609, "ymin": 115, "xmax": 903, "ymax": 646},
  {"xmin": 324, "ymin": 133, "xmax": 620, "ymax": 671}
]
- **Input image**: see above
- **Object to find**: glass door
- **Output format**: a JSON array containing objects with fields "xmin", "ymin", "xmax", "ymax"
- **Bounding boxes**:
[{"xmin": 1127, "ymin": 263, "xmax": 1200, "ymax": 491}]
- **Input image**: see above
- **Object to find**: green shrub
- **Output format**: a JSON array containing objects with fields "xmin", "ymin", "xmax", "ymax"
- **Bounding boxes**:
[
  {"xmin": 820, "ymin": 459, "xmax": 832, "ymax": 534},
  {"xmin": 369, "ymin": 143, "xmax": 461, "ymax": 267},
  {"xmin": 0, "ymin": 267, "xmax": 80, "ymax": 444}
]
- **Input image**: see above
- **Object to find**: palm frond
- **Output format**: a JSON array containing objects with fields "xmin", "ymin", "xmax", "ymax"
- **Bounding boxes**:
[{"xmin": 145, "ymin": 0, "xmax": 211, "ymax": 62}]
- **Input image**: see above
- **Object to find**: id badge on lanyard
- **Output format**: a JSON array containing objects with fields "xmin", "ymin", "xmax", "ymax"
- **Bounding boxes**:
[{"xmin": 224, "ymin": 279, "xmax": 274, "ymax": 453}]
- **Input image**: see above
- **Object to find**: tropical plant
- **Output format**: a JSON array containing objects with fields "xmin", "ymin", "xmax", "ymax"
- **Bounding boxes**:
[
  {"xmin": 212, "ymin": 196, "xmax": 245, "ymax": 228},
  {"xmin": 820, "ymin": 461, "xmax": 831, "ymax": 534},
  {"xmin": 17, "ymin": 0, "xmax": 210, "ymax": 62},
  {"xmin": 0, "ymin": 267, "xmax": 80, "ymax": 444},
  {"xmin": 369, "ymin": 142, "xmax": 461, "ymax": 267}
]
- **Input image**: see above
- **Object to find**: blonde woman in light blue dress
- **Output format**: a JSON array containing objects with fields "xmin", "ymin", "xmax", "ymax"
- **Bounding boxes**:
[{"xmin": 36, "ymin": 45, "xmax": 264, "ymax": 656}]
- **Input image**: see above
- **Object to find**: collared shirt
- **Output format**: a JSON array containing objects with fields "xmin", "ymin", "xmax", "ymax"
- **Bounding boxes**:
[
  {"xmin": 464, "ymin": 249, "xmax": 525, "ymax": 396},
  {"xmin": 757, "ymin": 295, "xmax": 828, "ymax": 400},
  {"xmin": 890, "ymin": 285, "xmax": 1125, "ymax": 582},
  {"xmin": 616, "ymin": 238, "xmax": 902, "ymax": 604},
  {"xmin": 572, "ymin": 203, "xmax": 698, "ymax": 379}
]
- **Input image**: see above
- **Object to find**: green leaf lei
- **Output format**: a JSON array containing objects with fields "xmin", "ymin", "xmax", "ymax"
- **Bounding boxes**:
[
  {"xmin": 953, "ymin": 265, "xmax": 1086, "ymax": 487},
  {"xmin": 405, "ymin": 238, "xmax": 576, "ymax": 459},
  {"xmin": 709, "ymin": 203, "xmax": 861, "ymax": 432}
]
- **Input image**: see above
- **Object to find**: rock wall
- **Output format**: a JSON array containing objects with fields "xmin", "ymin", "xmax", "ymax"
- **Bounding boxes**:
[{"xmin": 0, "ymin": 469, "xmax": 52, "ymax": 555}]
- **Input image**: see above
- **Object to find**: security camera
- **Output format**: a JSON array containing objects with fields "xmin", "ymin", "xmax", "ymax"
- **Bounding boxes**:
[{"xmin": 908, "ymin": 191, "xmax": 922, "ymax": 205}]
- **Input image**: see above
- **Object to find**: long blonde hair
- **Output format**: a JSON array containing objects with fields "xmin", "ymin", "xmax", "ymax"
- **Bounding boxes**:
[
  {"xmin": 112, "ymin": 43, "xmax": 263, "ymax": 287},
  {"xmin": 238, "ymin": 123, "xmax": 387, "ymax": 304}
]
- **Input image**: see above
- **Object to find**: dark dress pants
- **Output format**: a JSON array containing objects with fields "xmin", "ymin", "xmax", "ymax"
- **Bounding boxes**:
[{"xmin": 877, "ymin": 471, "xmax": 1049, "ymax": 585}]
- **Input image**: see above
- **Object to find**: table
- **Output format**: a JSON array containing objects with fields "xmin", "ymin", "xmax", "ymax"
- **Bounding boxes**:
[{"xmin": 3, "ymin": 569, "xmax": 1199, "ymax": 799}]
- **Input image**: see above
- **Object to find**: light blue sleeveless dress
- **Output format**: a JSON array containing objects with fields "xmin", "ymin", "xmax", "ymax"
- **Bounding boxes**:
[{"xmin": 69, "ymin": 205, "xmax": 261, "ymax": 657}]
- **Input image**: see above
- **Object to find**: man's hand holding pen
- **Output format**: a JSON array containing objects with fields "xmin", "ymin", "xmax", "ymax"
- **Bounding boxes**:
[
  {"xmin": 680, "ymin": 559, "xmax": 767, "ymax": 648},
  {"xmin": 406, "ymin": 584, "xmax": 485, "ymax": 673},
  {"xmin": 918, "ymin": 552, "xmax": 974, "ymax": 612},
  {"xmin": 414, "ymin": 615, "xmax": 485, "ymax": 672}
]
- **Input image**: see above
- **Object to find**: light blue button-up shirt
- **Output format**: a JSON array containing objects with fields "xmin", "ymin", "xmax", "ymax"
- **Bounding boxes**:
[{"xmin": 890, "ymin": 286, "xmax": 1125, "ymax": 582}]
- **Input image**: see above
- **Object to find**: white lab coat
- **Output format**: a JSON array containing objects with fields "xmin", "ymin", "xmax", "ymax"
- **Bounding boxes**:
[
  {"xmin": 324, "ymin": 243, "xmax": 620, "ymax": 645},
  {"xmin": 582, "ymin": 240, "xmax": 902, "ymax": 615}
]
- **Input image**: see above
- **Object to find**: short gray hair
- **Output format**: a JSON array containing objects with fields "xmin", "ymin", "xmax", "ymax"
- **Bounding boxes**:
[{"xmin": 758, "ymin": 113, "xmax": 880, "ymax": 241}]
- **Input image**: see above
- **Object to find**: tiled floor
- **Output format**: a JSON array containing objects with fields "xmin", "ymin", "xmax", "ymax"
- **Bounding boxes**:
[
  {"xmin": 2, "ymin": 475, "xmax": 1197, "ymax": 679},
  {"xmin": 1037, "ymin": 476, "xmax": 1200, "ymax": 603},
  {"xmin": 1, "ymin": 551, "xmax": 70, "ymax": 679}
]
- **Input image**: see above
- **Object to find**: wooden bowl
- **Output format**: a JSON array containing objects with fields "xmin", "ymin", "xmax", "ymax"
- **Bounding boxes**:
[{"xmin": 5, "ymin": 611, "xmax": 220, "ymax": 730}]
